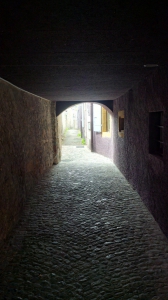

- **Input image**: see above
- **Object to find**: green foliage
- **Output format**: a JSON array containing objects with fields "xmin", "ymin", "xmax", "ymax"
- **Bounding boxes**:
[
  {"xmin": 64, "ymin": 127, "xmax": 69, "ymax": 135},
  {"xmin": 77, "ymin": 131, "xmax": 81, "ymax": 137},
  {"xmin": 81, "ymin": 138, "xmax": 86, "ymax": 145}
]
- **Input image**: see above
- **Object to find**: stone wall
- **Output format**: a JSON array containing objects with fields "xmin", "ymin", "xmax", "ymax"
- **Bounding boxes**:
[
  {"xmin": 113, "ymin": 68, "xmax": 168, "ymax": 236},
  {"xmin": 54, "ymin": 114, "xmax": 62, "ymax": 165},
  {"xmin": 0, "ymin": 78, "xmax": 60, "ymax": 241}
]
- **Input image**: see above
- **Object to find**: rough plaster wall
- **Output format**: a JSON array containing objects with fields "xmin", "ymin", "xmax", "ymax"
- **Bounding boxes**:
[
  {"xmin": 113, "ymin": 68, "xmax": 168, "ymax": 236},
  {"xmin": 93, "ymin": 113, "xmax": 113, "ymax": 160},
  {"xmin": 93, "ymin": 132, "xmax": 113, "ymax": 160},
  {"xmin": 53, "ymin": 115, "xmax": 62, "ymax": 164},
  {"xmin": 0, "ymin": 79, "xmax": 59, "ymax": 240}
]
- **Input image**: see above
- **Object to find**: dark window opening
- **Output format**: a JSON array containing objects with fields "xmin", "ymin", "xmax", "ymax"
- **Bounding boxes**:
[
  {"xmin": 149, "ymin": 111, "xmax": 163, "ymax": 157},
  {"xmin": 119, "ymin": 117, "xmax": 124, "ymax": 132},
  {"xmin": 118, "ymin": 110, "xmax": 124, "ymax": 138}
]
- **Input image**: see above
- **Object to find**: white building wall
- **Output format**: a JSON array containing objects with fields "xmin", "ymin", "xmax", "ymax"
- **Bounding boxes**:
[{"xmin": 62, "ymin": 105, "xmax": 78, "ymax": 133}]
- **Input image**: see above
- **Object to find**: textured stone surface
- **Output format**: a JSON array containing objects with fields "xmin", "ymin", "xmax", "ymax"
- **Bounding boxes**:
[
  {"xmin": 113, "ymin": 68, "xmax": 168, "ymax": 237},
  {"xmin": 1, "ymin": 146, "xmax": 168, "ymax": 299},
  {"xmin": 53, "ymin": 114, "xmax": 62, "ymax": 165},
  {"xmin": 0, "ymin": 79, "xmax": 60, "ymax": 241}
]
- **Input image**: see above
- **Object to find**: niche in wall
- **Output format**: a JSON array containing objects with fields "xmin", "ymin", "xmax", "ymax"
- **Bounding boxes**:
[
  {"xmin": 118, "ymin": 110, "xmax": 124, "ymax": 138},
  {"xmin": 149, "ymin": 111, "xmax": 163, "ymax": 157}
]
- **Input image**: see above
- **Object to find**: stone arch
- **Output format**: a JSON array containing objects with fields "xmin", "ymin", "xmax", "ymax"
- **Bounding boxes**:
[{"xmin": 56, "ymin": 100, "xmax": 113, "ymax": 116}]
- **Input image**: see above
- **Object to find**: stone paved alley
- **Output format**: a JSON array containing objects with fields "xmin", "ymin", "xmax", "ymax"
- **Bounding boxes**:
[
  {"xmin": 1, "ymin": 132, "xmax": 168, "ymax": 299},
  {"xmin": 62, "ymin": 129, "xmax": 83, "ymax": 146}
]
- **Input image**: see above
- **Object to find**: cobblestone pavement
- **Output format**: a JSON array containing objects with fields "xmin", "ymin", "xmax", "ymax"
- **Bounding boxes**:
[{"xmin": 1, "ymin": 146, "xmax": 168, "ymax": 300}]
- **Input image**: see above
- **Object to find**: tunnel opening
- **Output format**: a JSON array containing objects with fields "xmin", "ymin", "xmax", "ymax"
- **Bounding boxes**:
[{"xmin": 60, "ymin": 102, "xmax": 114, "ymax": 161}]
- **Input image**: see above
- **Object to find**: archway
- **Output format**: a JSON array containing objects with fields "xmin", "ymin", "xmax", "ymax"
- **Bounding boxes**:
[
  {"xmin": 60, "ymin": 102, "xmax": 114, "ymax": 160},
  {"xmin": 56, "ymin": 100, "xmax": 113, "ymax": 116}
]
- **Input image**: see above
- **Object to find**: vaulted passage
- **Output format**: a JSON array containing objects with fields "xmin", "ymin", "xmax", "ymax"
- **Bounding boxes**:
[
  {"xmin": 1, "ymin": 2, "xmax": 168, "ymax": 298},
  {"xmin": 1, "ymin": 145, "xmax": 168, "ymax": 299}
]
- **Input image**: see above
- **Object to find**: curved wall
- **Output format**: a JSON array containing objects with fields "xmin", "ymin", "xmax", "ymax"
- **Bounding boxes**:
[{"xmin": 113, "ymin": 68, "xmax": 168, "ymax": 237}]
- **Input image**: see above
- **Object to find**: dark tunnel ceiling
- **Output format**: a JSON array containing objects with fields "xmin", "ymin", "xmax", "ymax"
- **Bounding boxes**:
[{"xmin": 1, "ymin": 1, "xmax": 167, "ymax": 101}]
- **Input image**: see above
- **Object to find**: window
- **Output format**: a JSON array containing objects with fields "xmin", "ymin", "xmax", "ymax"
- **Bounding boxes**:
[
  {"xmin": 93, "ymin": 104, "xmax": 111, "ymax": 137},
  {"xmin": 149, "ymin": 111, "xmax": 163, "ymax": 157},
  {"xmin": 102, "ymin": 107, "xmax": 111, "ymax": 137},
  {"xmin": 93, "ymin": 104, "xmax": 101, "ymax": 132},
  {"xmin": 118, "ymin": 110, "xmax": 124, "ymax": 137}
]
